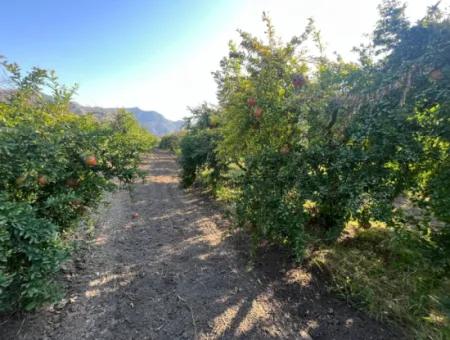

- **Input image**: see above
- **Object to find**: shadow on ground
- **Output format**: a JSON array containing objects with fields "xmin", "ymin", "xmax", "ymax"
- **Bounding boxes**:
[{"xmin": 0, "ymin": 150, "xmax": 404, "ymax": 340}]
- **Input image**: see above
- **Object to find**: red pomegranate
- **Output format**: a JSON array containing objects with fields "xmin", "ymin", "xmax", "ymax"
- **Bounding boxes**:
[
  {"xmin": 430, "ymin": 69, "xmax": 444, "ymax": 81},
  {"xmin": 84, "ymin": 155, "xmax": 97, "ymax": 167},
  {"xmin": 292, "ymin": 73, "xmax": 306, "ymax": 89},
  {"xmin": 254, "ymin": 107, "xmax": 263, "ymax": 119},
  {"xmin": 247, "ymin": 97, "xmax": 257, "ymax": 107},
  {"xmin": 37, "ymin": 175, "xmax": 48, "ymax": 187}
]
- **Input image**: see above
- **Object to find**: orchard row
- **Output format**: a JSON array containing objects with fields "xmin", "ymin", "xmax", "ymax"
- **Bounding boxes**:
[{"xmin": 0, "ymin": 60, "xmax": 157, "ymax": 311}]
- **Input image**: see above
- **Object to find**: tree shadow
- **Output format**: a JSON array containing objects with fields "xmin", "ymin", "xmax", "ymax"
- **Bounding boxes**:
[{"xmin": 0, "ymin": 150, "xmax": 405, "ymax": 340}]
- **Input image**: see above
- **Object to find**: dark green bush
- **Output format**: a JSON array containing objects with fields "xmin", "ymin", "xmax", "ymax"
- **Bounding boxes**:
[
  {"xmin": 0, "ymin": 60, "xmax": 157, "ymax": 311},
  {"xmin": 212, "ymin": 4, "xmax": 450, "ymax": 257},
  {"xmin": 179, "ymin": 104, "xmax": 223, "ymax": 187},
  {"xmin": 175, "ymin": 2, "xmax": 450, "ymax": 335},
  {"xmin": 159, "ymin": 133, "xmax": 183, "ymax": 152}
]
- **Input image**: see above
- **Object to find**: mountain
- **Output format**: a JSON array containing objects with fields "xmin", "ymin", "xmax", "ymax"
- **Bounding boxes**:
[
  {"xmin": 0, "ymin": 90, "xmax": 183, "ymax": 136},
  {"xmin": 70, "ymin": 103, "xmax": 184, "ymax": 136},
  {"xmin": 127, "ymin": 107, "xmax": 184, "ymax": 137}
]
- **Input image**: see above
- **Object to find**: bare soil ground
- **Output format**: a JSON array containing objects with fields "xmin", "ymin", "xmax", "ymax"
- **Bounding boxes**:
[{"xmin": 1, "ymin": 150, "xmax": 403, "ymax": 339}]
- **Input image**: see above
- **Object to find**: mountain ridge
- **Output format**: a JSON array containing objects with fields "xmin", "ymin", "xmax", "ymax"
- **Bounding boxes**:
[
  {"xmin": 70, "ymin": 102, "xmax": 184, "ymax": 136},
  {"xmin": 0, "ymin": 89, "xmax": 183, "ymax": 136}
]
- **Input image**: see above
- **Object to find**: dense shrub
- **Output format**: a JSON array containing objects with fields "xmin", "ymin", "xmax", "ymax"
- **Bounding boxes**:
[
  {"xmin": 180, "ymin": 1, "xmax": 449, "ymax": 336},
  {"xmin": 212, "ymin": 5, "xmax": 450, "ymax": 256},
  {"xmin": 179, "ymin": 104, "xmax": 223, "ymax": 187},
  {"xmin": 158, "ymin": 132, "xmax": 184, "ymax": 152},
  {"xmin": 0, "ymin": 60, "xmax": 157, "ymax": 311}
]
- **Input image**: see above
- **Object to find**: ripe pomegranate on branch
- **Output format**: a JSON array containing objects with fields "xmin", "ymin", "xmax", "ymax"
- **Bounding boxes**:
[
  {"xmin": 292, "ymin": 73, "xmax": 306, "ymax": 89},
  {"xmin": 254, "ymin": 107, "xmax": 263, "ymax": 119},
  {"xmin": 247, "ymin": 97, "xmax": 257, "ymax": 107},
  {"xmin": 84, "ymin": 155, "xmax": 97, "ymax": 167}
]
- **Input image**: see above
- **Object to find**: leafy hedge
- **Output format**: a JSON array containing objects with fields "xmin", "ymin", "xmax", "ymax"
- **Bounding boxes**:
[
  {"xmin": 179, "ymin": 104, "xmax": 223, "ymax": 187},
  {"xmin": 158, "ymin": 132, "xmax": 184, "ymax": 153},
  {"xmin": 182, "ymin": 3, "xmax": 449, "ymax": 257},
  {"xmin": 180, "ymin": 1, "xmax": 449, "ymax": 336},
  {"xmin": 0, "ymin": 60, "xmax": 157, "ymax": 311}
]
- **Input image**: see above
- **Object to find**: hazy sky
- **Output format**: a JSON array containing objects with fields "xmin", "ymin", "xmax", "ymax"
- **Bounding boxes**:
[{"xmin": 1, "ymin": 0, "xmax": 448, "ymax": 120}]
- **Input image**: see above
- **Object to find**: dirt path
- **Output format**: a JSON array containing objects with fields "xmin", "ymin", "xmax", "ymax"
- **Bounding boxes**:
[{"xmin": 2, "ymin": 150, "xmax": 402, "ymax": 339}]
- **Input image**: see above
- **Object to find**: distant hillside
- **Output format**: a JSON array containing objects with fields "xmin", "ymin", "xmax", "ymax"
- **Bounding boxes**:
[
  {"xmin": 70, "ymin": 103, "xmax": 184, "ymax": 136},
  {"xmin": 0, "ymin": 90, "xmax": 184, "ymax": 136},
  {"xmin": 127, "ymin": 107, "xmax": 184, "ymax": 137}
]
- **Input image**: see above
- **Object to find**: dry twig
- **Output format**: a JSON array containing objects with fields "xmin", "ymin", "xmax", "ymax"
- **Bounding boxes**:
[{"xmin": 177, "ymin": 294, "xmax": 198, "ymax": 340}]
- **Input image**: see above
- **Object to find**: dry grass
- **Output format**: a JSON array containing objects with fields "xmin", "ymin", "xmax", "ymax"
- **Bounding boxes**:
[{"xmin": 312, "ymin": 222, "xmax": 450, "ymax": 339}]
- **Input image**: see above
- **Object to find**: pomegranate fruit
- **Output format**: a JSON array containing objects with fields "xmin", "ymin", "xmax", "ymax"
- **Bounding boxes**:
[
  {"xmin": 292, "ymin": 73, "xmax": 306, "ymax": 89},
  {"xmin": 247, "ymin": 97, "xmax": 257, "ymax": 107},
  {"xmin": 254, "ymin": 107, "xmax": 263, "ymax": 119},
  {"xmin": 84, "ymin": 155, "xmax": 97, "ymax": 167},
  {"xmin": 38, "ymin": 175, "xmax": 48, "ymax": 187}
]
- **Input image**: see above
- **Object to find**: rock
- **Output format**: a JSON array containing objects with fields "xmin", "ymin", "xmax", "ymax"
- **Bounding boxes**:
[
  {"xmin": 299, "ymin": 330, "xmax": 313, "ymax": 340},
  {"xmin": 55, "ymin": 298, "xmax": 68, "ymax": 310}
]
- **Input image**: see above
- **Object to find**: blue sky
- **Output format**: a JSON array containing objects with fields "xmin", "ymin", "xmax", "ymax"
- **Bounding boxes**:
[{"xmin": 1, "ymin": 0, "xmax": 448, "ymax": 120}]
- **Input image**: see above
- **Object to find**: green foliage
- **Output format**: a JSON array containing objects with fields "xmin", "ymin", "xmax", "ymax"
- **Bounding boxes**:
[
  {"xmin": 179, "ymin": 104, "xmax": 224, "ymax": 187},
  {"xmin": 0, "ymin": 194, "xmax": 67, "ymax": 311},
  {"xmin": 212, "ymin": 2, "xmax": 450, "ymax": 257},
  {"xmin": 159, "ymin": 132, "xmax": 184, "ymax": 152},
  {"xmin": 214, "ymin": 15, "xmax": 365, "ymax": 252},
  {"xmin": 0, "ymin": 60, "xmax": 156, "ymax": 311},
  {"xmin": 180, "ymin": 1, "xmax": 449, "ymax": 336},
  {"xmin": 373, "ymin": 0, "xmax": 409, "ymax": 53}
]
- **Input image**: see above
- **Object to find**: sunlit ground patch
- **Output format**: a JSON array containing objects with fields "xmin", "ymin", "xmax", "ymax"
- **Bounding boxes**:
[
  {"xmin": 284, "ymin": 268, "xmax": 312, "ymax": 287},
  {"xmin": 85, "ymin": 270, "xmax": 137, "ymax": 298},
  {"xmin": 147, "ymin": 175, "xmax": 179, "ymax": 183},
  {"xmin": 94, "ymin": 235, "xmax": 108, "ymax": 245}
]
